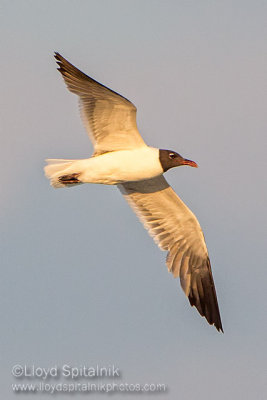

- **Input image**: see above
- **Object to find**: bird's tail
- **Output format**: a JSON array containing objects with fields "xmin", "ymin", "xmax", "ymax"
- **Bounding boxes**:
[{"xmin": 44, "ymin": 159, "xmax": 82, "ymax": 188}]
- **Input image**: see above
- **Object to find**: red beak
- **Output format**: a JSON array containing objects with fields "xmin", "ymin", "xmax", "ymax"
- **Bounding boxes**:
[{"xmin": 182, "ymin": 158, "xmax": 198, "ymax": 168}]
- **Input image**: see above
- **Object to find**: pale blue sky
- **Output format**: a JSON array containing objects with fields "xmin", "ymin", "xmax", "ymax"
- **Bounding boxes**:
[{"xmin": 1, "ymin": 1, "xmax": 267, "ymax": 399}]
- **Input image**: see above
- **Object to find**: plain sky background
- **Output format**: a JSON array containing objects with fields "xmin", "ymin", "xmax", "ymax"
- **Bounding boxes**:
[{"xmin": 1, "ymin": 1, "xmax": 267, "ymax": 399}]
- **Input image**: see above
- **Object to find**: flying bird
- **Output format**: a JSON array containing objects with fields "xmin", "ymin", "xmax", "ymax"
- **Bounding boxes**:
[{"xmin": 45, "ymin": 53, "xmax": 223, "ymax": 332}]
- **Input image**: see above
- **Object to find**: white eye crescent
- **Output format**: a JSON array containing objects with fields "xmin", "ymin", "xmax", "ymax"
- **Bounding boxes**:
[{"xmin": 169, "ymin": 153, "xmax": 176, "ymax": 159}]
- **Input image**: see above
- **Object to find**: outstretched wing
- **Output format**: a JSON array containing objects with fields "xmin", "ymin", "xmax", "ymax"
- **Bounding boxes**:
[
  {"xmin": 118, "ymin": 176, "xmax": 223, "ymax": 332},
  {"xmin": 55, "ymin": 52, "xmax": 146, "ymax": 155}
]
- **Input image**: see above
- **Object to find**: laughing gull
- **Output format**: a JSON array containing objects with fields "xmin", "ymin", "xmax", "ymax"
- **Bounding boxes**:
[{"xmin": 45, "ymin": 53, "xmax": 223, "ymax": 332}]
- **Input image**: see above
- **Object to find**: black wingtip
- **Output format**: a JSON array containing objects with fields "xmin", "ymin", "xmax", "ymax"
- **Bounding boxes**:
[
  {"xmin": 54, "ymin": 52, "xmax": 64, "ymax": 66},
  {"xmin": 213, "ymin": 317, "xmax": 224, "ymax": 333},
  {"xmin": 54, "ymin": 51, "xmax": 61, "ymax": 59},
  {"xmin": 190, "ymin": 304, "xmax": 223, "ymax": 333},
  {"xmin": 52, "ymin": 52, "xmax": 134, "ymax": 105},
  {"xmin": 187, "ymin": 257, "xmax": 223, "ymax": 333},
  {"xmin": 54, "ymin": 53, "xmax": 62, "ymax": 69},
  {"xmin": 53, "ymin": 52, "xmax": 91, "ymax": 82},
  {"xmin": 190, "ymin": 300, "xmax": 223, "ymax": 333},
  {"xmin": 54, "ymin": 52, "xmax": 66, "ymax": 68}
]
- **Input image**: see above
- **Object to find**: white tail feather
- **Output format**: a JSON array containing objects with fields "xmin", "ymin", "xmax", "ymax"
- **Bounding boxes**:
[{"xmin": 44, "ymin": 159, "xmax": 80, "ymax": 188}]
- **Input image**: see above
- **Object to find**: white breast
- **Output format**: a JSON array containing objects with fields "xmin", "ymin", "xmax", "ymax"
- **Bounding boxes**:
[{"xmin": 78, "ymin": 147, "xmax": 163, "ymax": 185}]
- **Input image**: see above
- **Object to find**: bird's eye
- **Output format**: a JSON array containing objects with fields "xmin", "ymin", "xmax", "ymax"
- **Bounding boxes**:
[{"xmin": 169, "ymin": 153, "xmax": 176, "ymax": 159}]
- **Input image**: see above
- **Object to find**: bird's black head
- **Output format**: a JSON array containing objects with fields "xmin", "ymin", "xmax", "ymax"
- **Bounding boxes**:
[{"xmin": 159, "ymin": 149, "xmax": 198, "ymax": 172}]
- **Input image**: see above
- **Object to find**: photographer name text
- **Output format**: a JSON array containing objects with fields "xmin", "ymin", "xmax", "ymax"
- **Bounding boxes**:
[{"xmin": 12, "ymin": 364, "xmax": 120, "ymax": 379}]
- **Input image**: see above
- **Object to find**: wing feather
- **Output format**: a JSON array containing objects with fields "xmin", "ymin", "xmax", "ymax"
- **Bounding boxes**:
[
  {"xmin": 54, "ymin": 53, "xmax": 146, "ymax": 154},
  {"xmin": 118, "ymin": 176, "xmax": 223, "ymax": 332}
]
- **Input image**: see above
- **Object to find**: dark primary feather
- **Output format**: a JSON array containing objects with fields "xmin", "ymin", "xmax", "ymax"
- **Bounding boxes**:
[
  {"xmin": 54, "ymin": 52, "xmax": 132, "ymax": 103},
  {"xmin": 187, "ymin": 258, "xmax": 223, "ymax": 332}
]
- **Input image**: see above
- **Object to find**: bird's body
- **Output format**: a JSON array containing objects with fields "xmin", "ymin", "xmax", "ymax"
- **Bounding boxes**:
[
  {"xmin": 45, "ymin": 53, "xmax": 223, "ymax": 332},
  {"xmin": 46, "ymin": 147, "xmax": 163, "ymax": 186}
]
